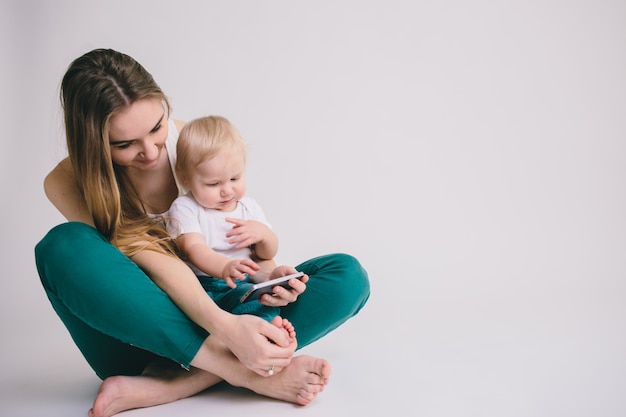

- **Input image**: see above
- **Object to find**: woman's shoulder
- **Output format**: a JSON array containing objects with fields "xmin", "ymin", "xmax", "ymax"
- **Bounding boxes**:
[
  {"xmin": 172, "ymin": 119, "xmax": 186, "ymax": 132},
  {"xmin": 44, "ymin": 158, "xmax": 73, "ymax": 207},
  {"xmin": 44, "ymin": 157, "xmax": 94, "ymax": 225}
]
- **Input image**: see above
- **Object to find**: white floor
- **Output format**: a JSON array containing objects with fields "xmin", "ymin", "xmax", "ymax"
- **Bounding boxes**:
[
  {"xmin": 2, "ymin": 270, "xmax": 626, "ymax": 417},
  {"xmin": 1, "ymin": 294, "xmax": 389, "ymax": 417}
]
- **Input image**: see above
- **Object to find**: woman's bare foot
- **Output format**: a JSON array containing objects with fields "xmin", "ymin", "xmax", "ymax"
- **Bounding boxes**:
[
  {"xmin": 246, "ymin": 355, "xmax": 332, "ymax": 406},
  {"xmin": 88, "ymin": 363, "xmax": 220, "ymax": 417},
  {"xmin": 88, "ymin": 316, "xmax": 296, "ymax": 417},
  {"xmin": 89, "ymin": 374, "xmax": 141, "ymax": 417}
]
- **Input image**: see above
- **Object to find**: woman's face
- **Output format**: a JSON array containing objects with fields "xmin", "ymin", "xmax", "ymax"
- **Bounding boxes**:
[{"xmin": 108, "ymin": 98, "xmax": 168, "ymax": 170}]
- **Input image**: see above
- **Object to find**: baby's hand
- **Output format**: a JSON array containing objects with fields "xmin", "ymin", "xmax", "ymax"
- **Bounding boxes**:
[
  {"xmin": 225, "ymin": 218, "xmax": 270, "ymax": 249},
  {"xmin": 222, "ymin": 259, "xmax": 260, "ymax": 288}
]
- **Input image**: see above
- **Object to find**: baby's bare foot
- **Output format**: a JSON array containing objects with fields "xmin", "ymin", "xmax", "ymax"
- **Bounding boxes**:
[{"xmin": 270, "ymin": 315, "xmax": 296, "ymax": 343}]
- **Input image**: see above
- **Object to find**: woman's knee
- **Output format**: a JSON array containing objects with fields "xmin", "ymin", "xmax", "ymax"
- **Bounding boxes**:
[
  {"xmin": 35, "ymin": 222, "xmax": 113, "ymax": 291},
  {"xmin": 306, "ymin": 253, "xmax": 371, "ymax": 315},
  {"xmin": 334, "ymin": 253, "xmax": 369, "ymax": 282},
  {"xmin": 335, "ymin": 253, "xmax": 370, "ymax": 313},
  {"xmin": 327, "ymin": 253, "xmax": 369, "ymax": 291},
  {"xmin": 36, "ymin": 222, "xmax": 104, "ymax": 260}
]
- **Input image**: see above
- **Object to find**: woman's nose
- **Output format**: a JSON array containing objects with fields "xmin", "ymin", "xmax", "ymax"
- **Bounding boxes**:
[{"xmin": 141, "ymin": 141, "xmax": 160, "ymax": 159}]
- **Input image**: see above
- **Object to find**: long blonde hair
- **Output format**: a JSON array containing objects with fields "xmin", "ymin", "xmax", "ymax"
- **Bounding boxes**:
[{"xmin": 61, "ymin": 48, "xmax": 178, "ymax": 257}]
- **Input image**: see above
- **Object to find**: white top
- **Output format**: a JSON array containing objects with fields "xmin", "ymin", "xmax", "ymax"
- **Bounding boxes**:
[
  {"xmin": 163, "ymin": 119, "xmax": 272, "ymax": 276},
  {"xmin": 147, "ymin": 119, "xmax": 185, "ymax": 218},
  {"xmin": 167, "ymin": 194, "xmax": 272, "ymax": 277},
  {"xmin": 165, "ymin": 119, "xmax": 186, "ymax": 197}
]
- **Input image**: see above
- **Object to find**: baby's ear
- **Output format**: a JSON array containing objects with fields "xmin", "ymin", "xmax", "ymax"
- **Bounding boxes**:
[{"xmin": 175, "ymin": 167, "xmax": 190, "ymax": 188}]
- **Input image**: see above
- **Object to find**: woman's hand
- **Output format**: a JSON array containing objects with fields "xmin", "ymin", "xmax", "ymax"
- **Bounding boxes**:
[
  {"xmin": 257, "ymin": 265, "xmax": 309, "ymax": 307},
  {"xmin": 134, "ymin": 249, "xmax": 296, "ymax": 377},
  {"xmin": 218, "ymin": 313, "xmax": 297, "ymax": 376}
]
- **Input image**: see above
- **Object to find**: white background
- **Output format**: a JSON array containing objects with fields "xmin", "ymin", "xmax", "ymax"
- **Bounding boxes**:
[{"xmin": 1, "ymin": 1, "xmax": 625, "ymax": 416}]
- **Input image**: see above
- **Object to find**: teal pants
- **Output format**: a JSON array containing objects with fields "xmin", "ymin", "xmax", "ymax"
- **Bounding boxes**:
[
  {"xmin": 35, "ymin": 222, "xmax": 370, "ymax": 380},
  {"xmin": 197, "ymin": 275, "xmax": 280, "ymax": 322}
]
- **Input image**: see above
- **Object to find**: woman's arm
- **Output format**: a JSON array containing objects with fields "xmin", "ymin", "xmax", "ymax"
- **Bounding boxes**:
[
  {"xmin": 44, "ymin": 158, "xmax": 94, "ymax": 226},
  {"xmin": 131, "ymin": 249, "xmax": 295, "ymax": 370},
  {"xmin": 132, "ymin": 249, "xmax": 230, "ymax": 335}
]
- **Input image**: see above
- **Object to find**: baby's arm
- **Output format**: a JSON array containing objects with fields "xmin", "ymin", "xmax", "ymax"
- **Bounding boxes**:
[
  {"xmin": 225, "ymin": 218, "xmax": 279, "ymax": 260},
  {"xmin": 177, "ymin": 232, "xmax": 260, "ymax": 288}
]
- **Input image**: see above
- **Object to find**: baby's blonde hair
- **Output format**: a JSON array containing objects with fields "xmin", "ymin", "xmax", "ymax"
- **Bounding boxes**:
[{"xmin": 176, "ymin": 115, "xmax": 247, "ymax": 182}]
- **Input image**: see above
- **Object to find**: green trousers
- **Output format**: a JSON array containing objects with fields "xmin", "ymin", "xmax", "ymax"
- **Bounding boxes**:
[{"xmin": 35, "ymin": 222, "xmax": 370, "ymax": 379}]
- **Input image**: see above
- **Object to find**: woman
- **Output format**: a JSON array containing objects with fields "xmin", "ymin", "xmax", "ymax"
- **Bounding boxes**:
[{"xmin": 35, "ymin": 48, "xmax": 370, "ymax": 417}]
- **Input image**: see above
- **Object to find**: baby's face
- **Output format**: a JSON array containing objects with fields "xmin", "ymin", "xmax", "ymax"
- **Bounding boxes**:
[{"xmin": 188, "ymin": 151, "xmax": 246, "ymax": 212}]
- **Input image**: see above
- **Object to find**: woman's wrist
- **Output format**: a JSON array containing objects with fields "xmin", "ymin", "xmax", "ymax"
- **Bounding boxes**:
[{"xmin": 199, "ymin": 302, "xmax": 234, "ymax": 337}]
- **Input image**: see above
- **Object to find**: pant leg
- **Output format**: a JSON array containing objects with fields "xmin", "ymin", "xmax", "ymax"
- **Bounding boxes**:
[
  {"xmin": 281, "ymin": 253, "xmax": 370, "ymax": 349},
  {"xmin": 35, "ymin": 222, "xmax": 208, "ymax": 379},
  {"xmin": 198, "ymin": 276, "xmax": 280, "ymax": 322}
]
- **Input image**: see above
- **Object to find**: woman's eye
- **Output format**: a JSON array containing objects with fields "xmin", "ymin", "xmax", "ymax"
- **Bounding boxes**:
[{"xmin": 114, "ymin": 143, "xmax": 132, "ymax": 150}]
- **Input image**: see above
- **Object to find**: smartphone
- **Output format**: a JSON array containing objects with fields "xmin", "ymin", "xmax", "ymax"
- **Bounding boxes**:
[{"xmin": 239, "ymin": 271, "xmax": 305, "ymax": 303}]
